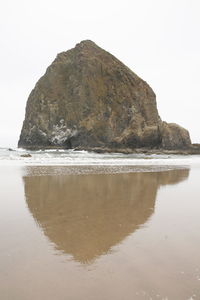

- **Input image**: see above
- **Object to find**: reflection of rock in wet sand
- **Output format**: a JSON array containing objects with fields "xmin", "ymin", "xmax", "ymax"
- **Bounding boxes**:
[{"xmin": 23, "ymin": 169, "xmax": 189, "ymax": 264}]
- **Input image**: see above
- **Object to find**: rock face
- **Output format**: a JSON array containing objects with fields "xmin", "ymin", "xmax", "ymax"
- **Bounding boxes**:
[
  {"xmin": 160, "ymin": 122, "xmax": 191, "ymax": 150},
  {"xmin": 18, "ymin": 40, "xmax": 191, "ymax": 150}
]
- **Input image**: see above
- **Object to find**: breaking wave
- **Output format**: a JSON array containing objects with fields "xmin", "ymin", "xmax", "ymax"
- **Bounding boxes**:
[{"xmin": 0, "ymin": 147, "xmax": 200, "ymax": 167}]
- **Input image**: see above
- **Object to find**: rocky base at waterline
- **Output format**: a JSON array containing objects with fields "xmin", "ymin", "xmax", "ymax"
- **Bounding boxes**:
[
  {"xmin": 18, "ymin": 40, "xmax": 192, "ymax": 151},
  {"xmin": 17, "ymin": 144, "xmax": 200, "ymax": 155},
  {"xmin": 80, "ymin": 144, "xmax": 200, "ymax": 155}
]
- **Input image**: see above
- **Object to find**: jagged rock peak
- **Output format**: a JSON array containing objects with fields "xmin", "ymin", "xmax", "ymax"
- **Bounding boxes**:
[
  {"xmin": 76, "ymin": 39, "xmax": 99, "ymax": 47},
  {"xmin": 18, "ymin": 40, "xmax": 191, "ymax": 151}
]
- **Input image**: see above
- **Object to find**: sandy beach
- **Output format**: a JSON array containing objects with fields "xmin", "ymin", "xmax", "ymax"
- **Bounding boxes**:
[{"xmin": 0, "ymin": 164, "xmax": 200, "ymax": 299}]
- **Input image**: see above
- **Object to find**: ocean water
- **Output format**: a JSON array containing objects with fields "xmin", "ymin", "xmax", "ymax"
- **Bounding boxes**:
[{"xmin": 1, "ymin": 147, "xmax": 200, "ymax": 167}]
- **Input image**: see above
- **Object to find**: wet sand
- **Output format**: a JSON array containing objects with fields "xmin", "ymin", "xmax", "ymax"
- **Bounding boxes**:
[{"xmin": 0, "ymin": 165, "xmax": 200, "ymax": 299}]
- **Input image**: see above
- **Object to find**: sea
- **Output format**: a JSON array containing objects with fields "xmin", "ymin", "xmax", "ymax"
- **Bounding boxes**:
[{"xmin": 1, "ymin": 147, "xmax": 200, "ymax": 168}]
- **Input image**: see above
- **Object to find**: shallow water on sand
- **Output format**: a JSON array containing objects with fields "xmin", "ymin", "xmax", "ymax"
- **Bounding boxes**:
[{"xmin": 0, "ymin": 165, "xmax": 200, "ymax": 299}]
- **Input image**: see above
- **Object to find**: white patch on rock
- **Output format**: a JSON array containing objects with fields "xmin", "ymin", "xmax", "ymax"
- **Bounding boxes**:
[
  {"xmin": 29, "ymin": 125, "xmax": 36, "ymax": 132},
  {"xmin": 51, "ymin": 122, "xmax": 77, "ymax": 145},
  {"xmin": 38, "ymin": 129, "xmax": 47, "ymax": 137}
]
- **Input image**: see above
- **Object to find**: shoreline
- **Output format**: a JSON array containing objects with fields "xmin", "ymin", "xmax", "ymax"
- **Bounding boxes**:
[
  {"xmin": 16, "ymin": 144, "xmax": 200, "ymax": 155},
  {"xmin": 22, "ymin": 164, "xmax": 190, "ymax": 176},
  {"xmin": 1, "ymin": 146, "xmax": 200, "ymax": 170}
]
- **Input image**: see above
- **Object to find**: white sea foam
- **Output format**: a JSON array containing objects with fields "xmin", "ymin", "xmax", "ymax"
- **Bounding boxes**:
[{"xmin": 0, "ymin": 147, "xmax": 200, "ymax": 167}]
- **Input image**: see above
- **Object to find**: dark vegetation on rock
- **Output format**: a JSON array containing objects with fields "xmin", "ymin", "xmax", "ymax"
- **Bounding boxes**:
[{"xmin": 18, "ymin": 40, "xmax": 193, "ymax": 152}]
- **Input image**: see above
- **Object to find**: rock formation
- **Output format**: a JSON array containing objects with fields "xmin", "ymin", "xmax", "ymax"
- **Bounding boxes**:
[{"xmin": 18, "ymin": 40, "xmax": 191, "ymax": 151}]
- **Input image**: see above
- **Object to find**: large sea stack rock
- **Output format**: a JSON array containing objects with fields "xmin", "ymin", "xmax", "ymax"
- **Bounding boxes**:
[{"xmin": 18, "ymin": 40, "xmax": 191, "ymax": 150}]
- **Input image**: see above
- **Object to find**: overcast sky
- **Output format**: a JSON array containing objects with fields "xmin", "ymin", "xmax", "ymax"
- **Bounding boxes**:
[{"xmin": 0, "ymin": 0, "xmax": 200, "ymax": 147}]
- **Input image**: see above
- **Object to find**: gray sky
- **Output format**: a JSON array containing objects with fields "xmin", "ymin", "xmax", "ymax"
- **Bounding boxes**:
[{"xmin": 1, "ymin": 0, "xmax": 200, "ymax": 147}]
